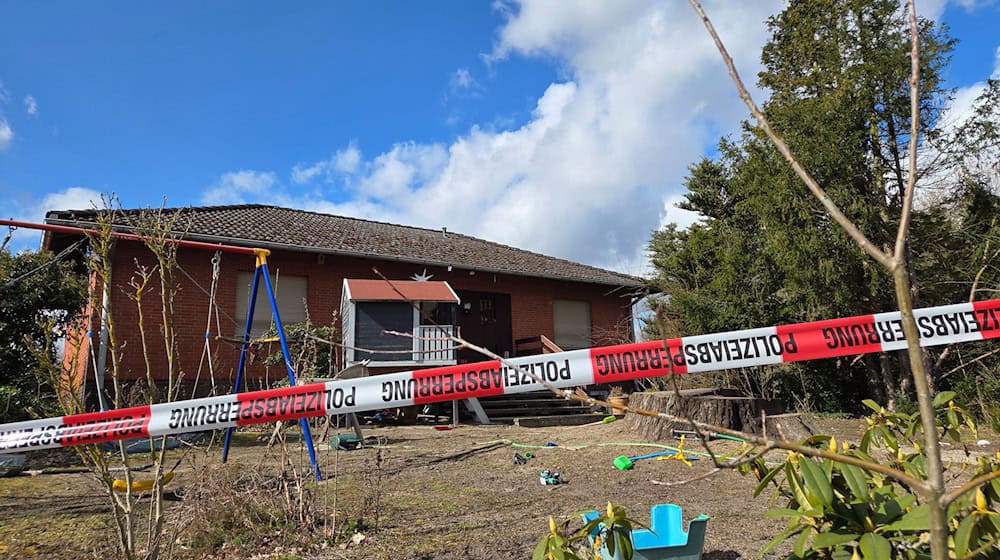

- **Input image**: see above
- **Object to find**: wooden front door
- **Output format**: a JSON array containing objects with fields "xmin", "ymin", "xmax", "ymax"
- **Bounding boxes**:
[{"xmin": 456, "ymin": 290, "xmax": 512, "ymax": 363}]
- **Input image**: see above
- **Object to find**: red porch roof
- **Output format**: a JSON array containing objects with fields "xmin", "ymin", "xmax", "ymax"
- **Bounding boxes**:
[{"xmin": 343, "ymin": 279, "xmax": 459, "ymax": 302}]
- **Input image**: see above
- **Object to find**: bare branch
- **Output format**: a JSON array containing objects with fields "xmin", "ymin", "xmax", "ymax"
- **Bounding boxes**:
[
  {"xmin": 893, "ymin": 0, "xmax": 922, "ymax": 259},
  {"xmin": 938, "ymin": 346, "xmax": 1000, "ymax": 381},
  {"xmin": 941, "ymin": 469, "xmax": 1000, "ymax": 507}
]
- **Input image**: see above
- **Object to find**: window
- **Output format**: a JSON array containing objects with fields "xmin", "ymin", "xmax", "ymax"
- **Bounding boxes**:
[
  {"xmin": 354, "ymin": 302, "xmax": 413, "ymax": 362},
  {"xmin": 234, "ymin": 271, "xmax": 308, "ymax": 336},
  {"xmin": 553, "ymin": 299, "xmax": 591, "ymax": 350},
  {"xmin": 419, "ymin": 301, "xmax": 457, "ymax": 326}
]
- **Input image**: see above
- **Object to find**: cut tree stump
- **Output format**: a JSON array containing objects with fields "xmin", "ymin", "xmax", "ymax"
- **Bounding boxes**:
[
  {"xmin": 763, "ymin": 413, "xmax": 820, "ymax": 442},
  {"xmin": 624, "ymin": 388, "xmax": 783, "ymax": 441}
]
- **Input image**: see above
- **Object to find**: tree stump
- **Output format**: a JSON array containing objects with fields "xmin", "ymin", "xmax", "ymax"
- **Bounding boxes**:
[
  {"xmin": 763, "ymin": 413, "xmax": 820, "ymax": 442},
  {"xmin": 624, "ymin": 388, "xmax": 783, "ymax": 441}
]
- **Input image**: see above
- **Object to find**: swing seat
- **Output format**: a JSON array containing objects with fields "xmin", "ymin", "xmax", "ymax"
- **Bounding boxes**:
[{"xmin": 112, "ymin": 471, "xmax": 175, "ymax": 493}]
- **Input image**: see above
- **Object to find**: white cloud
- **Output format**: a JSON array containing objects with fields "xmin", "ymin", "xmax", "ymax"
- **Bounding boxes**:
[
  {"xmin": 0, "ymin": 81, "xmax": 10, "ymax": 104},
  {"xmin": 3, "ymin": 187, "xmax": 103, "ymax": 251},
  {"xmin": 357, "ymin": 142, "xmax": 448, "ymax": 200},
  {"xmin": 202, "ymin": 170, "xmax": 277, "ymax": 205},
  {"xmin": 449, "ymin": 68, "xmax": 484, "ymax": 97},
  {"xmin": 24, "ymin": 95, "xmax": 38, "ymax": 116},
  {"xmin": 39, "ymin": 187, "xmax": 103, "ymax": 213},
  {"xmin": 452, "ymin": 68, "xmax": 476, "ymax": 89},
  {"xmin": 291, "ymin": 161, "xmax": 326, "ymax": 185},
  {"xmin": 211, "ymin": 1, "xmax": 785, "ymax": 273},
  {"xmin": 920, "ymin": 0, "xmax": 996, "ymax": 22},
  {"xmin": 334, "ymin": 143, "xmax": 362, "ymax": 174},
  {"xmin": 290, "ymin": 143, "xmax": 363, "ymax": 185},
  {"xmin": 0, "ymin": 119, "xmax": 12, "ymax": 150}
]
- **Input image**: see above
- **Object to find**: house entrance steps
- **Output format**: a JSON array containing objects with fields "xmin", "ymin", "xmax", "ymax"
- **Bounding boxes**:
[{"xmin": 472, "ymin": 335, "xmax": 605, "ymax": 426}]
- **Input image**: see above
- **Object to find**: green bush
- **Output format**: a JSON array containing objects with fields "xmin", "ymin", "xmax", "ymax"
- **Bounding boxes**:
[{"xmin": 743, "ymin": 394, "xmax": 1000, "ymax": 558}]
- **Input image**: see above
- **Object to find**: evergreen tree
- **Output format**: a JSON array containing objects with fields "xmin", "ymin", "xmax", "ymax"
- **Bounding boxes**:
[
  {"xmin": 647, "ymin": 0, "xmax": 993, "ymax": 411},
  {"xmin": 0, "ymin": 242, "xmax": 87, "ymax": 421}
]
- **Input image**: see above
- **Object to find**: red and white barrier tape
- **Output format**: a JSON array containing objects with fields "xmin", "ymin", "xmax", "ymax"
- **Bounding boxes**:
[{"xmin": 2, "ymin": 299, "xmax": 998, "ymax": 451}]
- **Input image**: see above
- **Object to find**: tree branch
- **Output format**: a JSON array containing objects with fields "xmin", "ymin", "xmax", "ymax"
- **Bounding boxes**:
[{"xmin": 941, "ymin": 469, "xmax": 1000, "ymax": 507}]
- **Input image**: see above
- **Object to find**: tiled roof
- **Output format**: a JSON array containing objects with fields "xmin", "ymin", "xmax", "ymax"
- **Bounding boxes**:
[{"xmin": 45, "ymin": 204, "xmax": 646, "ymax": 288}]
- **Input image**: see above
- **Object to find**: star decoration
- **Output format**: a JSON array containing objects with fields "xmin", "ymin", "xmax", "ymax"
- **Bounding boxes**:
[{"xmin": 411, "ymin": 268, "xmax": 433, "ymax": 282}]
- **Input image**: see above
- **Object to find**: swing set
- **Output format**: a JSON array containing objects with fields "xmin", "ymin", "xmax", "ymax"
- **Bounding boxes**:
[{"xmin": 0, "ymin": 218, "xmax": 325, "ymax": 480}]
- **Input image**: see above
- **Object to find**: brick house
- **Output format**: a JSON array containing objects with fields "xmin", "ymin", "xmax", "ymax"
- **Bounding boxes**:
[{"xmin": 42, "ymin": 204, "xmax": 646, "ymax": 408}]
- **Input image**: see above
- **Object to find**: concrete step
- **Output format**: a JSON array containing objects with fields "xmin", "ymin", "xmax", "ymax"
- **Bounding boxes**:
[
  {"xmin": 483, "ymin": 406, "xmax": 592, "ymax": 418},
  {"xmin": 476, "ymin": 390, "xmax": 600, "ymax": 424},
  {"xmin": 479, "ymin": 389, "xmax": 583, "ymax": 402},
  {"xmin": 479, "ymin": 398, "xmax": 588, "ymax": 409},
  {"xmin": 502, "ymin": 414, "xmax": 608, "ymax": 427}
]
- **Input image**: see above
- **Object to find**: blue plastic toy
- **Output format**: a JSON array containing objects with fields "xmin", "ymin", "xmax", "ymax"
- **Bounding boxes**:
[{"xmin": 581, "ymin": 503, "xmax": 709, "ymax": 560}]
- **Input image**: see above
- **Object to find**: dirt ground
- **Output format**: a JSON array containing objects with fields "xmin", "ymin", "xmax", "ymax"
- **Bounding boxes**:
[{"xmin": 1, "ymin": 416, "xmax": 996, "ymax": 559}]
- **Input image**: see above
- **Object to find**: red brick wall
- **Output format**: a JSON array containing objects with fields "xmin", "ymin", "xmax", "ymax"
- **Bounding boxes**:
[{"xmin": 71, "ymin": 240, "xmax": 634, "ymax": 394}]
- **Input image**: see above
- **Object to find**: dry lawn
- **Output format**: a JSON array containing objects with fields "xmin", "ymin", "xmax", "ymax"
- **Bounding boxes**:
[{"xmin": 1, "ymin": 416, "xmax": 995, "ymax": 559}]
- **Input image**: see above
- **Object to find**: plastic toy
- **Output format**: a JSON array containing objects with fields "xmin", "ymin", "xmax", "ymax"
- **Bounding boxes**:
[
  {"xmin": 612, "ymin": 450, "xmax": 679, "ymax": 470},
  {"xmin": 539, "ymin": 470, "xmax": 563, "ymax": 485},
  {"xmin": 581, "ymin": 503, "xmax": 709, "ymax": 560}
]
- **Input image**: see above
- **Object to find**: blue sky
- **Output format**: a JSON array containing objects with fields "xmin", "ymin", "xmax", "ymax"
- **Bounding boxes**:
[{"xmin": 2, "ymin": 1, "xmax": 999, "ymax": 274}]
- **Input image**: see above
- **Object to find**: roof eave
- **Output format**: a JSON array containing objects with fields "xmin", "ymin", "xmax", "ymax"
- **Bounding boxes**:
[{"xmin": 44, "ymin": 216, "xmax": 648, "ymax": 290}]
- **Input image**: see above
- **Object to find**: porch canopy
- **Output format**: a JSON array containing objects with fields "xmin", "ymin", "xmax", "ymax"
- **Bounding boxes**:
[{"xmin": 343, "ymin": 279, "xmax": 460, "ymax": 303}]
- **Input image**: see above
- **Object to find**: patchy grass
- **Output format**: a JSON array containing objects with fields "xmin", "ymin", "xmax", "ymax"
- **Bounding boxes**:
[{"xmin": 2, "ymin": 418, "xmax": 996, "ymax": 559}]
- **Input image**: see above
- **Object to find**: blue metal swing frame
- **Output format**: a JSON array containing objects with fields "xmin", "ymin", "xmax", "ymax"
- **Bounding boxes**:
[{"xmin": 221, "ymin": 250, "xmax": 322, "ymax": 480}]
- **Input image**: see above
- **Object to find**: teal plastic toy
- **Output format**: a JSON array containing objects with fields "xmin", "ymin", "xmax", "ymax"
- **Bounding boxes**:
[
  {"xmin": 331, "ymin": 433, "xmax": 362, "ymax": 450},
  {"xmin": 581, "ymin": 503, "xmax": 709, "ymax": 560}
]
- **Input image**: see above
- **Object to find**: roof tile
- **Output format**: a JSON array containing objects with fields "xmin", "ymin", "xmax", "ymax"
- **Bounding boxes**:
[{"xmin": 45, "ymin": 204, "xmax": 645, "ymax": 288}]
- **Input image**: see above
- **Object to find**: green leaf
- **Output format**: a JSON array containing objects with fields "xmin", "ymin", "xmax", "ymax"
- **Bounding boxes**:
[
  {"xmin": 800, "ymin": 456, "xmax": 834, "ymax": 507},
  {"xmin": 859, "ymin": 533, "xmax": 891, "ymax": 559},
  {"xmin": 754, "ymin": 465, "xmax": 784, "ymax": 497},
  {"xmin": 766, "ymin": 508, "xmax": 807, "ymax": 519},
  {"xmin": 862, "ymin": 399, "xmax": 882, "ymax": 413},
  {"xmin": 947, "ymin": 410, "xmax": 960, "ymax": 433},
  {"xmin": 532, "ymin": 536, "xmax": 549, "ymax": 560},
  {"xmin": 954, "ymin": 515, "xmax": 976, "ymax": 558},
  {"xmin": 763, "ymin": 525, "xmax": 804, "ymax": 555},
  {"xmin": 812, "ymin": 531, "xmax": 860, "ymax": 549},
  {"xmin": 883, "ymin": 504, "xmax": 930, "ymax": 532},
  {"xmin": 932, "ymin": 391, "xmax": 956, "ymax": 408},
  {"xmin": 837, "ymin": 463, "xmax": 869, "ymax": 499},
  {"xmin": 618, "ymin": 533, "xmax": 633, "ymax": 560},
  {"xmin": 793, "ymin": 526, "xmax": 811, "ymax": 558},
  {"xmin": 878, "ymin": 426, "xmax": 898, "ymax": 451}
]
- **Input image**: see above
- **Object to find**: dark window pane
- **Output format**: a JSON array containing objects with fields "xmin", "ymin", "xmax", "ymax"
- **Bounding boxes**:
[{"xmin": 355, "ymin": 302, "xmax": 412, "ymax": 362}]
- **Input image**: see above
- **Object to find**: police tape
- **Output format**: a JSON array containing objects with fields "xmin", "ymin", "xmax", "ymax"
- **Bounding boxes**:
[{"xmin": 2, "ymin": 298, "xmax": 998, "ymax": 451}]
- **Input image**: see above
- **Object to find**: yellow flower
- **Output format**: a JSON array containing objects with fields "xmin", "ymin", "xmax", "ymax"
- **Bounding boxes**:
[
  {"xmin": 607, "ymin": 501, "xmax": 615, "ymax": 519},
  {"xmin": 975, "ymin": 488, "xmax": 988, "ymax": 512},
  {"xmin": 549, "ymin": 516, "xmax": 557, "ymax": 535},
  {"xmin": 828, "ymin": 437, "xmax": 837, "ymax": 453}
]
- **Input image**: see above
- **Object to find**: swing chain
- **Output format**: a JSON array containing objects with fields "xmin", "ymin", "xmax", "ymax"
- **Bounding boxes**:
[
  {"xmin": 210, "ymin": 251, "xmax": 221, "ymax": 279},
  {"xmin": 1, "ymin": 224, "xmax": 15, "ymax": 251}
]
